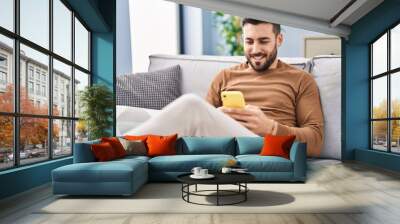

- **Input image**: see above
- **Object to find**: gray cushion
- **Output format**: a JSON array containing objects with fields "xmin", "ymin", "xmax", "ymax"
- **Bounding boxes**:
[
  {"xmin": 116, "ymin": 65, "xmax": 181, "ymax": 109},
  {"xmin": 118, "ymin": 138, "xmax": 147, "ymax": 156}
]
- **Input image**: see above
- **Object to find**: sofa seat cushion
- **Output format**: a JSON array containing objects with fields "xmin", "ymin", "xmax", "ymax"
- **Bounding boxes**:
[
  {"xmin": 117, "ymin": 155, "xmax": 150, "ymax": 162},
  {"xmin": 149, "ymin": 154, "xmax": 235, "ymax": 172},
  {"xmin": 53, "ymin": 159, "xmax": 147, "ymax": 183},
  {"xmin": 236, "ymin": 155, "xmax": 293, "ymax": 172}
]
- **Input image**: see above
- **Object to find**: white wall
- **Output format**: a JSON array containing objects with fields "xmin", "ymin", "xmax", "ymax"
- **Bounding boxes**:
[
  {"xmin": 182, "ymin": 8, "xmax": 337, "ymax": 57},
  {"xmin": 121, "ymin": 3, "xmax": 339, "ymax": 74},
  {"xmin": 182, "ymin": 6, "xmax": 203, "ymax": 55},
  {"xmin": 129, "ymin": 0, "xmax": 179, "ymax": 73},
  {"xmin": 278, "ymin": 25, "xmax": 335, "ymax": 58}
]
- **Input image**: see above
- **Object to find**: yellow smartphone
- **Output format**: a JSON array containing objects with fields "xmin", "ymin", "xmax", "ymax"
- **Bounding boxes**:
[{"xmin": 221, "ymin": 91, "xmax": 246, "ymax": 109}]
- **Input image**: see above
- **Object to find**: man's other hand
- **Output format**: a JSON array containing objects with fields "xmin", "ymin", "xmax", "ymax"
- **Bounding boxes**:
[{"xmin": 218, "ymin": 105, "xmax": 275, "ymax": 136}]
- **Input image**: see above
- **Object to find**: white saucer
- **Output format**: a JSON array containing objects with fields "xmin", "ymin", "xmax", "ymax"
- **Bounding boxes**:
[{"xmin": 190, "ymin": 174, "xmax": 215, "ymax": 179}]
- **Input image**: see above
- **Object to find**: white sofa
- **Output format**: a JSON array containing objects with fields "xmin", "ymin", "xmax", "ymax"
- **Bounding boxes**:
[{"xmin": 117, "ymin": 54, "xmax": 341, "ymax": 159}]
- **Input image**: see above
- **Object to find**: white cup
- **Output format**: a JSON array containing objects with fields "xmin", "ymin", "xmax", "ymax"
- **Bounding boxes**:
[
  {"xmin": 191, "ymin": 167, "xmax": 202, "ymax": 176},
  {"xmin": 200, "ymin": 169, "xmax": 208, "ymax": 176},
  {"xmin": 221, "ymin": 167, "xmax": 232, "ymax": 174}
]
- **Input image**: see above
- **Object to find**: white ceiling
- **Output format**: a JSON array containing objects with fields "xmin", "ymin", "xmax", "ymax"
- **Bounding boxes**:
[
  {"xmin": 225, "ymin": 0, "xmax": 352, "ymax": 22},
  {"xmin": 166, "ymin": 0, "xmax": 384, "ymax": 38}
]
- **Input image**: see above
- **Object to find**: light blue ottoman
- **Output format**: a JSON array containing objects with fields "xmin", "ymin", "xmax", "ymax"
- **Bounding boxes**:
[
  {"xmin": 52, "ymin": 140, "xmax": 149, "ymax": 196},
  {"xmin": 52, "ymin": 156, "xmax": 148, "ymax": 196}
]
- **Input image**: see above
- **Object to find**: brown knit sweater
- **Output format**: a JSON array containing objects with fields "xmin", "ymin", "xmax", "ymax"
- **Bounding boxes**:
[{"xmin": 206, "ymin": 60, "xmax": 324, "ymax": 157}]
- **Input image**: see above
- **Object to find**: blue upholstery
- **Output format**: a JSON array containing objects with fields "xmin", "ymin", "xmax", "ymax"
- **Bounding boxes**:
[
  {"xmin": 236, "ymin": 155, "xmax": 293, "ymax": 172},
  {"xmin": 149, "ymin": 154, "xmax": 234, "ymax": 172},
  {"xmin": 149, "ymin": 154, "xmax": 235, "ymax": 181},
  {"xmin": 52, "ymin": 137, "xmax": 307, "ymax": 195},
  {"xmin": 149, "ymin": 171, "xmax": 191, "ymax": 182},
  {"xmin": 236, "ymin": 137, "xmax": 264, "ymax": 155},
  {"xmin": 116, "ymin": 155, "xmax": 150, "ymax": 163},
  {"xmin": 53, "ymin": 162, "xmax": 141, "ymax": 182},
  {"xmin": 73, "ymin": 140, "xmax": 100, "ymax": 163},
  {"xmin": 52, "ymin": 158, "xmax": 148, "ymax": 195},
  {"xmin": 290, "ymin": 141, "xmax": 307, "ymax": 181},
  {"xmin": 177, "ymin": 137, "xmax": 236, "ymax": 155}
]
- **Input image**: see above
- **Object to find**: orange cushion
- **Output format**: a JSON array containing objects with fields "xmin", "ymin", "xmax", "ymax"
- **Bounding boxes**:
[
  {"xmin": 259, "ymin": 134, "xmax": 296, "ymax": 159},
  {"xmin": 146, "ymin": 134, "xmax": 178, "ymax": 157},
  {"xmin": 91, "ymin": 142, "xmax": 118, "ymax": 161},
  {"xmin": 101, "ymin": 137, "xmax": 127, "ymax": 158}
]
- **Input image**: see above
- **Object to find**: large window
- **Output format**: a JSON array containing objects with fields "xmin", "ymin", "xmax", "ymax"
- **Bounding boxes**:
[
  {"xmin": 0, "ymin": 0, "xmax": 91, "ymax": 171},
  {"xmin": 371, "ymin": 23, "xmax": 400, "ymax": 153}
]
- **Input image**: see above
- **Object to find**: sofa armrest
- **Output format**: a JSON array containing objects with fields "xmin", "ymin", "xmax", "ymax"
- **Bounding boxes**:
[
  {"xmin": 73, "ymin": 140, "xmax": 100, "ymax": 163},
  {"xmin": 289, "ymin": 141, "xmax": 307, "ymax": 182}
]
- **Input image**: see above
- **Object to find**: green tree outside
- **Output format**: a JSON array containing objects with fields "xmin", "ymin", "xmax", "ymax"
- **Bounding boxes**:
[
  {"xmin": 373, "ymin": 99, "xmax": 400, "ymax": 145},
  {"xmin": 213, "ymin": 12, "xmax": 244, "ymax": 56}
]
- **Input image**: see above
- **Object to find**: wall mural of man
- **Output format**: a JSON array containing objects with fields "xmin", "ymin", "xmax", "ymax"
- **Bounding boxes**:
[{"xmin": 125, "ymin": 18, "xmax": 324, "ymax": 157}]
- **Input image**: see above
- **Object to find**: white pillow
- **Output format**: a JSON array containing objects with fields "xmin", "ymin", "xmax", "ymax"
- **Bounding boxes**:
[{"xmin": 310, "ymin": 56, "xmax": 341, "ymax": 159}]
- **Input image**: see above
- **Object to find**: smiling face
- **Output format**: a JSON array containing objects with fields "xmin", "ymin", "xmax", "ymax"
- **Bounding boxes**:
[{"xmin": 243, "ymin": 23, "xmax": 283, "ymax": 72}]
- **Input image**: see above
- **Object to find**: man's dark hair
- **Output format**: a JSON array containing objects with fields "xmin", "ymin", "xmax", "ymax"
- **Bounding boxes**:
[{"xmin": 242, "ymin": 18, "xmax": 281, "ymax": 35}]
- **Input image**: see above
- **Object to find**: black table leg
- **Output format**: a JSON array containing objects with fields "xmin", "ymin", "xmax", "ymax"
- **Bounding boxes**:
[
  {"xmin": 187, "ymin": 184, "xmax": 190, "ymax": 202},
  {"xmin": 245, "ymin": 183, "xmax": 247, "ymax": 201},
  {"xmin": 217, "ymin": 184, "xmax": 219, "ymax": 206},
  {"xmin": 181, "ymin": 183, "xmax": 183, "ymax": 199},
  {"xmin": 179, "ymin": 182, "xmax": 251, "ymax": 206}
]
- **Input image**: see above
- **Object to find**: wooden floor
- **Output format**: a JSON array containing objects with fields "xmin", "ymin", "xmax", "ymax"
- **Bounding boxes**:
[{"xmin": 1, "ymin": 160, "xmax": 400, "ymax": 224}]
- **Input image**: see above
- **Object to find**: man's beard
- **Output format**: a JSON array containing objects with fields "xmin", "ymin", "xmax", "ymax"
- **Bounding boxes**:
[{"xmin": 246, "ymin": 45, "xmax": 278, "ymax": 72}]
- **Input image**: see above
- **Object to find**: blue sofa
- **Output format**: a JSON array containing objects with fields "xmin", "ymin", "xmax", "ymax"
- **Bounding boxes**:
[{"xmin": 52, "ymin": 137, "xmax": 306, "ymax": 196}]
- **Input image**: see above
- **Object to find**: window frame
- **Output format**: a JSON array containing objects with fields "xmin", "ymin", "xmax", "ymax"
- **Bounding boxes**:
[
  {"xmin": 0, "ymin": 0, "xmax": 92, "ymax": 171},
  {"xmin": 0, "ymin": 71, "xmax": 7, "ymax": 85},
  {"xmin": 370, "ymin": 20, "xmax": 400, "ymax": 154},
  {"xmin": 0, "ymin": 53, "xmax": 8, "ymax": 89},
  {"xmin": 0, "ymin": 53, "xmax": 7, "ymax": 87}
]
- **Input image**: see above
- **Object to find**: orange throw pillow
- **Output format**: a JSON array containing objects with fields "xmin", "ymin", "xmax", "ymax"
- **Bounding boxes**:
[
  {"xmin": 260, "ymin": 134, "xmax": 296, "ymax": 159},
  {"xmin": 91, "ymin": 142, "xmax": 117, "ymax": 161},
  {"xmin": 146, "ymin": 134, "xmax": 178, "ymax": 157},
  {"xmin": 101, "ymin": 137, "xmax": 127, "ymax": 158}
]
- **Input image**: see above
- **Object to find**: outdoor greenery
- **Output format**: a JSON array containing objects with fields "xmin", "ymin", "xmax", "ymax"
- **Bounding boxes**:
[
  {"xmin": 79, "ymin": 84, "xmax": 114, "ymax": 140},
  {"xmin": 214, "ymin": 12, "xmax": 244, "ymax": 56},
  {"xmin": 372, "ymin": 99, "xmax": 400, "ymax": 144},
  {"xmin": 0, "ymin": 85, "xmax": 58, "ymax": 150}
]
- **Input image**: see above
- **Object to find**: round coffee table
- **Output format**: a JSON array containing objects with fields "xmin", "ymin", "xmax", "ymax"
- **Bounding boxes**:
[{"xmin": 177, "ymin": 173, "xmax": 255, "ymax": 206}]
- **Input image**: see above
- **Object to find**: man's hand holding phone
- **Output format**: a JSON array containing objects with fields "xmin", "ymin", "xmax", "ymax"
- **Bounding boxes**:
[{"xmin": 219, "ymin": 91, "xmax": 276, "ymax": 136}]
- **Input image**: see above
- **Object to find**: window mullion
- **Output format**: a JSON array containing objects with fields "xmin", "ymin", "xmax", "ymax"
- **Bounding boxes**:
[
  {"xmin": 48, "ymin": 0, "xmax": 54, "ymax": 160},
  {"xmin": 370, "ymin": 45, "xmax": 373, "ymax": 149},
  {"xmin": 0, "ymin": 0, "xmax": 88, "ymax": 170},
  {"xmin": 71, "ymin": 10, "xmax": 76, "ymax": 154},
  {"xmin": 388, "ymin": 30, "xmax": 391, "ymax": 153},
  {"xmin": 13, "ymin": 0, "xmax": 21, "ymax": 167}
]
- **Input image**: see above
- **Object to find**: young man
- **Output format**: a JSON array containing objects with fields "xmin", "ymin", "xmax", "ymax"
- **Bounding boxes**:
[{"xmin": 126, "ymin": 18, "xmax": 324, "ymax": 157}]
